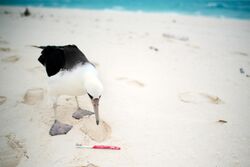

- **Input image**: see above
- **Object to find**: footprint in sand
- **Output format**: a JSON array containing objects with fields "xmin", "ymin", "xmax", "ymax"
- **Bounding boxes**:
[
  {"xmin": 0, "ymin": 96, "xmax": 7, "ymax": 105},
  {"xmin": 1, "ymin": 55, "xmax": 20, "ymax": 63},
  {"xmin": 81, "ymin": 116, "xmax": 111, "ymax": 142},
  {"xmin": 23, "ymin": 88, "xmax": 44, "ymax": 105},
  {"xmin": 179, "ymin": 92, "xmax": 223, "ymax": 104},
  {"xmin": 116, "ymin": 77, "xmax": 145, "ymax": 88},
  {"xmin": 0, "ymin": 134, "xmax": 28, "ymax": 167}
]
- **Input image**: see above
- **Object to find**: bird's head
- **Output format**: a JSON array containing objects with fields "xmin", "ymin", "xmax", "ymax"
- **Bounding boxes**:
[{"xmin": 85, "ymin": 76, "xmax": 103, "ymax": 125}]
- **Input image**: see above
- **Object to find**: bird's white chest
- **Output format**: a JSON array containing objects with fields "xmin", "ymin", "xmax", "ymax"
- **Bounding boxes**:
[{"xmin": 48, "ymin": 68, "xmax": 86, "ymax": 97}]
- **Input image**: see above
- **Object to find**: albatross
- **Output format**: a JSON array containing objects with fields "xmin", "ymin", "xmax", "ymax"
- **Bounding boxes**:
[{"xmin": 34, "ymin": 45, "xmax": 103, "ymax": 136}]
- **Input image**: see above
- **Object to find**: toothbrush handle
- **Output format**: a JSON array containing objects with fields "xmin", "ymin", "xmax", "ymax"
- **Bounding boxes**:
[{"xmin": 92, "ymin": 145, "xmax": 121, "ymax": 150}]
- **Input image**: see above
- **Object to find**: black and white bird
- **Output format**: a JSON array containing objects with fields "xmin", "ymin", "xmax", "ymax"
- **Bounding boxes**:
[{"xmin": 35, "ymin": 45, "xmax": 103, "ymax": 135}]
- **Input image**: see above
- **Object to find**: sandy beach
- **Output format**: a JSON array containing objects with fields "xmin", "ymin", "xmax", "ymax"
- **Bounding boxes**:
[{"xmin": 0, "ymin": 6, "xmax": 250, "ymax": 167}]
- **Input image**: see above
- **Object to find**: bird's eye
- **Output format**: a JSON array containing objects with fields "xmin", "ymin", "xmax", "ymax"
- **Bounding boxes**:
[
  {"xmin": 99, "ymin": 95, "xmax": 101, "ymax": 99},
  {"xmin": 87, "ymin": 93, "xmax": 93, "ymax": 99}
]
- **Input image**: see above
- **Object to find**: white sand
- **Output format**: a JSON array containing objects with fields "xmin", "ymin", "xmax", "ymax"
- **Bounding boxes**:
[{"xmin": 0, "ymin": 6, "xmax": 250, "ymax": 167}]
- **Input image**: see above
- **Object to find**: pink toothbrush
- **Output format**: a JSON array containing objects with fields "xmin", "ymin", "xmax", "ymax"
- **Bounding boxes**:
[{"xmin": 76, "ymin": 144, "xmax": 121, "ymax": 150}]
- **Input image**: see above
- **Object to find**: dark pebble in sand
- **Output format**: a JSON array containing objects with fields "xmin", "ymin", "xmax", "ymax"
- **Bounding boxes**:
[
  {"xmin": 49, "ymin": 120, "xmax": 73, "ymax": 136},
  {"xmin": 21, "ymin": 8, "xmax": 31, "ymax": 17},
  {"xmin": 72, "ymin": 109, "xmax": 94, "ymax": 119}
]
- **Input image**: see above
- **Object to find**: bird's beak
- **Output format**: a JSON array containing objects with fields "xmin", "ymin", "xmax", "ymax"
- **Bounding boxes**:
[{"xmin": 91, "ymin": 98, "xmax": 100, "ymax": 125}]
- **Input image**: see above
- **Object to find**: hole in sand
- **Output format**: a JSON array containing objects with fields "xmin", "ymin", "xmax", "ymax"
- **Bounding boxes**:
[
  {"xmin": 0, "ymin": 96, "xmax": 7, "ymax": 105},
  {"xmin": 23, "ymin": 88, "xmax": 44, "ymax": 105},
  {"xmin": 1, "ymin": 55, "xmax": 19, "ymax": 63},
  {"xmin": 179, "ymin": 92, "xmax": 223, "ymax": 104},
  {"xmin": 80, "ymin": 116, "xmax": 111, "ymax": 142}
]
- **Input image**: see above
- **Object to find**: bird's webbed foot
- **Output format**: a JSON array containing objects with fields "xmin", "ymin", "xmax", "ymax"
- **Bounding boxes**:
[
  {"xmin": 72, "ymin": 108, "xmax": 94, "ymax": 120},
  {"xmin": 49, "ymin": 120, "xmax": 73, "ymax": 136}
]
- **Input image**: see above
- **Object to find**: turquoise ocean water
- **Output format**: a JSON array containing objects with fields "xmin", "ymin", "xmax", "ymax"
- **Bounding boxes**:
[{"xmin": 0, "ymin": 0, "xmax": 250, "ymax": 19}]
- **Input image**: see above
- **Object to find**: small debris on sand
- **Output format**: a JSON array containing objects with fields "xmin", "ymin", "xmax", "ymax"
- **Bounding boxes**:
[
  {"xmin": 0, "ymin": 96, "xmax": 7, "ymax": 105},
  {"xmin": 4, "ymin": 11, "xmax": 11, "ymax": 15},
  {"xmin": 218, "ymin": 120, "xmax": 227, "ymax": 123},
  {"xmin": 21, "ymin": 8, "xmax": 31, "ymax": 17},
  {"xmin": 129, "ymin": 80, "xmax": 145, "ymax": 87},
  {"xmin": 240, "ymin": 68, "xmax": 245, "ymax": 74},
  {"xmin": 162, "ymin": 33, "xmax": 189, "ymax": 42},
  {"xmin": 234, "ymin": 51, "xmax": 248, "ymax": 56},
  {"xmin": 179, "ymin": 92, "xmax": 223, "ymax": 104},
  {"xmin": 149, "ymin": 46, "xmax": 159, "ymax": 52},
  {"xmin": 0, "ymin": 47, "xmax": 11, "ymax": 52}
]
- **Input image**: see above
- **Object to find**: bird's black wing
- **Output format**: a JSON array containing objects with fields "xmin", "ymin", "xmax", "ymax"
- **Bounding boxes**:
[
  {"xmin": 37, "ymin": 45, "xmax": 89, "ymax": 77},
  {"xmin": 38, "ymin": 46, "xmax": 65, "ymax": 77},
  {"xmin": 61, "ymin": 45, "xmax": 89, "ymax": 70}
]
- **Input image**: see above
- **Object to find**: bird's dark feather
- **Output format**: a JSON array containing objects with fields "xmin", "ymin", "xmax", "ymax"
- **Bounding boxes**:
[{"xmin": 36, "ymin": 45, "xmax": 89, "ymax": 77}]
